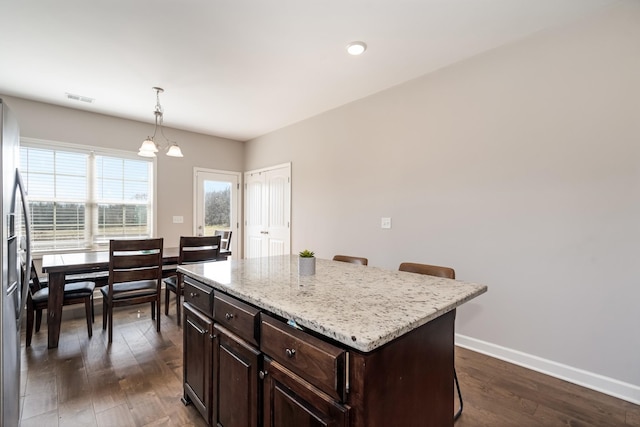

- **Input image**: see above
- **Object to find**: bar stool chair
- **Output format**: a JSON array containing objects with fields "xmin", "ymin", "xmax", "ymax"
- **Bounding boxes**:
[
  {"xmin": 332, "ymin": 255, "xmax": 368, "ymax": 265},
  {"xmin": 399, "ymin": 262, "xmax": 463, "ymax": 422}
]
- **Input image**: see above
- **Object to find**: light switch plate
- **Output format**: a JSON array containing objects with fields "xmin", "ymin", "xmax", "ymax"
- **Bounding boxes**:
[
  {"xmin": 173, "ymin": 216, "xmax": 184, "ymax": 224},
  {"xmin": 381, "ymin": 217, "xmax": 392, "ymax": 229}
]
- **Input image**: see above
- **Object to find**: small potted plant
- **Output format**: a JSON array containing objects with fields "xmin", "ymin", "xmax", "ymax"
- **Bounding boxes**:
[{"xmin": 298, "ymin": 249, "xmax": 316, "ymax": 276}]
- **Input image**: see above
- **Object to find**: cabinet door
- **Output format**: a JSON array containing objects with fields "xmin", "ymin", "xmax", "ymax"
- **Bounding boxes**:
[
  {"xmin": 183, "ymin": 303, "xmax": 213, "ymax": 424},
  {"xmin": 263, "ymin": 358, "xmax": 348, "ymax": 427},
  {"xmin": 213, "ymin": 324, "xmax": 261, "ymax": 427}
]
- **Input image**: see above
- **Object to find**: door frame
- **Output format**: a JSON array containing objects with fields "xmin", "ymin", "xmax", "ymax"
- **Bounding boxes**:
[{"xmin": 193, "ymin": 167, "xmax": 242, "ymax": 258}]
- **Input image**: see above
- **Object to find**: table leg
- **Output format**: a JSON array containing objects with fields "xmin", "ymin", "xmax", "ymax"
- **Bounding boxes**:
[{"xmin": 47, "ymin": 272, "xmax": 65, "ymax": 349}]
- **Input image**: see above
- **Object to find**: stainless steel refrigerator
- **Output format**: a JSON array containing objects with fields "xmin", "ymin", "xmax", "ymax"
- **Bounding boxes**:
[{"xmin": 0, "ymin": 98, "xmax": 31, "ymax": 427}]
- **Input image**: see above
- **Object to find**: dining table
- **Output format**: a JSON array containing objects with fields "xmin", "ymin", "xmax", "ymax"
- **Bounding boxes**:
[{"xmin": 41, "ymin": 247, "xmax": 231, "ymax": 349}]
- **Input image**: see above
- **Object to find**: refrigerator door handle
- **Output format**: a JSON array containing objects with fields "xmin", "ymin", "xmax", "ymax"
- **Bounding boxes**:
[{"xmin": 11, "ymin": 169, "xmax": 31, "ymax": 322}]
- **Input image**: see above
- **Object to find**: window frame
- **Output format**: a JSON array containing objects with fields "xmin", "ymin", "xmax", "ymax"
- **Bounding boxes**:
[{"xmin": 20, "ymin": 138, "xmax": 157, "ymax": 254}]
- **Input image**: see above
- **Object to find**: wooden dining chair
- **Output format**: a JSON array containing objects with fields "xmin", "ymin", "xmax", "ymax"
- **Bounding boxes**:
[
  {"xmin": 398, "ymin": 261, "xmax": 463, "ymax": 422},
  {"xmin": 214, "ymin": 230, "xmax": 232, "ymax": 251},
  {"xmin": 23, "ymin": 260, "xmax": 95, "ymax": 347},
  {"xmin": 101, "ymin": 238, "xmax": 163, "ymax": 343},
  {"xmin": 164, "ymin": 235, "xmax": 221, "ymax": 325},
  {"xmin": 333, "ymin": 255, "xmax": 368, "ymax": 266}
]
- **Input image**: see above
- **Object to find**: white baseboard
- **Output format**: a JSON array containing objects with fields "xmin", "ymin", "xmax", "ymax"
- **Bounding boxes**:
[{"xmin": 455, "ymin": 334, "xmax": 640, "ymax": 405}]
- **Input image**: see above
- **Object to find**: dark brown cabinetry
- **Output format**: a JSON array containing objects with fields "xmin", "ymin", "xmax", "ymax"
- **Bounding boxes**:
[
  {"xmin": 212, "ymin": 324, "xmax": 261, "ymax": 427},
  {"xmin": 182, "ymin": 277, "xmax": 216, "ymax": 423},
  {"xmin": 211, "ymin": 293, "xmax": 262, "ymax": 427},
  {"xmin": 183, "ymin": 303, "xmax": 213, "ymax": 423},
  {"xmin": 182, "ymin": 275, "xmax": 456, "ymax": 427}
]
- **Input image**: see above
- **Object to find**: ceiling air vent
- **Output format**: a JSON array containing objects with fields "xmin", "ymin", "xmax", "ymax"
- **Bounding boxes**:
[{"xmin": 65, "ymin": 93, "xmax": 94, "ymax": 103}]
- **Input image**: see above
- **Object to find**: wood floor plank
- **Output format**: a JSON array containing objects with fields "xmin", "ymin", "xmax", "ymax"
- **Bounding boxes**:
[
  {"xmin": 58, "ymin": 396, "xmax": 98, "ymax": 427},
  {"xmin": 626, "ymin": 407, "xmax": 640, "ymax": 426},
  {"xmin": 24, "ymin": 369, "xmax": 57, "ymax": 396},
  {"xmin": 18, "ymin": 409, "xmax": 59, "ymax": 427},
  {"xmin": 20, "ymin": 390, "xmax": 58, "ymax": 421},
  {"xmin": 87, "ymin": 379, "xmax": 127, "ymax": 415},
  {"xmin": 95, "ymin": 402, "xmax": 138, "ymax": 427},
  {"xmin": 127, "ymin": 393, "xmax": 170, "ymax": 426}
]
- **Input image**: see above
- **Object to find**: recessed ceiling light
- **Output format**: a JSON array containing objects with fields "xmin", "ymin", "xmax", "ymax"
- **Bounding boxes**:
[
  {"xmin": 65, "ymin": 92, "xmax": 94, "ymax": 103},
  {"xmin": 346, "ymin": 41, "xmax": 367, "ymax": 56}
]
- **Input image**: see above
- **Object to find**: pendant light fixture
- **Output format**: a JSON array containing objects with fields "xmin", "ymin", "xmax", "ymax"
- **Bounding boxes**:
[{"xmin": 138, "ymin": 87, "xmax": 184, "ymax": 158}]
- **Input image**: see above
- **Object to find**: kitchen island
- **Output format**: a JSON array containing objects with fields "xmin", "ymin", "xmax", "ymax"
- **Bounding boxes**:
[{"xmin": 178, "ymin": 255, "xmax": 487, "ymax": 427}]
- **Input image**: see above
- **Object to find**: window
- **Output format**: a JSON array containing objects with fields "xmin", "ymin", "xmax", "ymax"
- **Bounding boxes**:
[{"xmin": 20, "ymin": 140, "xmax": 154, "ymax": 252}]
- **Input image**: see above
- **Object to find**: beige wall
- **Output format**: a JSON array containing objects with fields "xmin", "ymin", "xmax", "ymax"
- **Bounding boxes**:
[
  {"xmin": 1, "ymin": 95, "xmax": 245, "ymax": 247},
  {"xmin": 245, "ymin": 1, "xmax": 640, "ymax": 398}
]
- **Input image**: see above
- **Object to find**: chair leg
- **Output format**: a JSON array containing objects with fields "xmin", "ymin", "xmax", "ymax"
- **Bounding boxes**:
[
  {"xmin": 151, "ymin": 301, "xmax": 156, "ymax": 320},
  {"xmin": 84, "ymin": 296, "xmax": 93, "ymax": 338},
  {"xmin": 156, "ymin": 298, "xmax": 161, "ymax": 332},
  {"xmin": 176, "ymin": 286, "xmax": 181, "ymax": 326},
  {"xmin": 91, "ymin": 294, "xmax": 95, "ymax": 323},
  {"xmin": 454, "ymin": 367, "xmax": 463, "ymax": 421},
  {"xmin": 102, "ymin": 297, "xmax": 108, "ymax": 330},
  {"xmin": 26, "ymin": 302, "xmax": 34, "ymax": 347},
  {"xmin": 107, "ymin": 301, "xmax": 113, "ymax": 343},
  {"xmin": 164, "ymin": 286, "xmax": 170, "ymax": 316},
  {"xmin": 35, "ymin": 308, "xmax": 43, "ymax": 333}
]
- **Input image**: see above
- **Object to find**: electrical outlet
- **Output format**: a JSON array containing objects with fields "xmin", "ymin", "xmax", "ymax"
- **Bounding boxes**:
[
  {"xmin": 381, "ymin": 217, "xmax": 392, "ymax": 229},
  {"xmin": 173, "ymin": 216, "xmax": 184, "ymax": 224}
]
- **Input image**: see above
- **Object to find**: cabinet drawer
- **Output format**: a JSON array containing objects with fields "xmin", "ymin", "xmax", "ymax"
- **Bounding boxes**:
[
  {"xmin": 263, "ymin": 357, "xmax": 349, "ymax": 427},
  {"xmin": 183, "ymin": 277, "xmax": 214, "ymax": 315},
  {"xmin": 260, "ymin": 314, "xmax": 346, "ymax": 401},
  {"xmin": 214, "ymin": 293, "xmax": 260, "ymax": 346}
]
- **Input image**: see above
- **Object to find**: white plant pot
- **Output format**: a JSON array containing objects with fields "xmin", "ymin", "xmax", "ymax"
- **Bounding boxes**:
[{"xmin": 298, "ymin": 257, "xmax": 316, "ymax": 276}]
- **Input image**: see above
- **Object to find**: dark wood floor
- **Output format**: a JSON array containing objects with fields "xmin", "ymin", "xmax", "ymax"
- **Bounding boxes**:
[
  {"xmin": 19, "ymin": 305, "xmax": 640, "ymax": 427},
  {"xmin": 454, "ymin": 348, "xmax": 640, "ymax": 427}
]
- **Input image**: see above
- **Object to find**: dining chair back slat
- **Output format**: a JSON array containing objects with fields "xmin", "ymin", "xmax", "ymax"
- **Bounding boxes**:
[
  {"xmin": 110, "ymin": 267, "xmax": 160, "ymax": 284},
  {"xmin": 110, "ymin": 251, "xmax": 162, "ymax": 271}
]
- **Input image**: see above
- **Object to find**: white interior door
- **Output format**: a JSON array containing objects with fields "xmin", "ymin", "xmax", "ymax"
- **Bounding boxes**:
[
  {"xmin": 244, "ymin": 163, "xmax": 291, "ymax": 258},
  {"xmin": 194, "ymin": 168, "xmax": 241, "ymax": 255}
]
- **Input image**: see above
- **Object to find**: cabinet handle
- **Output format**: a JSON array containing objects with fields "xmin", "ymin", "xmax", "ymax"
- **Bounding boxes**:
[
  {"xmin": 187, "ymin": 320, "xmax": 206, "ymax": 335},
  {"xmin": 259, "ymin": 370, "xmax": 268, "ymax": 380},
  {"xmin": 285, "ymin": 348, "xmax": 296, "ymax": 358},
  {"xmin": 260, "ymin": 230, "xmax": 269, "ymax": 234},
  {"xmin": 225, "ymin": 312, "xmax": 234, "ymax": 321},
  {"xmin": 190, "ymin": 292, "xmax": 199, "ymax": 298}
]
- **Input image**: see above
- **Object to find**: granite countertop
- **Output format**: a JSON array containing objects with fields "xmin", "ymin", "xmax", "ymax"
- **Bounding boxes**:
[{"xmin": 178, "ymin": 255, "xmax": 487, "ymax": 353}]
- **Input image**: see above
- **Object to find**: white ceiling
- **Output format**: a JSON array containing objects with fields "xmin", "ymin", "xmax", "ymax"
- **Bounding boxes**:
[{"xmin": 0, "ymin": 0, "xmax": 614, "ymax": 141}]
